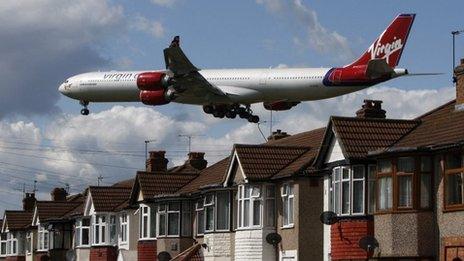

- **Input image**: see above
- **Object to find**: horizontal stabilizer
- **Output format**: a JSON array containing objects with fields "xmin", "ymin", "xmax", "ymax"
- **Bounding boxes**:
[
  {"xmin": 365, "ymin": 59, "xmax": 394, "ymax": 79},
  {"xmin": 405, "ymin": 72, "xmax": 444, "ymax": 76}
]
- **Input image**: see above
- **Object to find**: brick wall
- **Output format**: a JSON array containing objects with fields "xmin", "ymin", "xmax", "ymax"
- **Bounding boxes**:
[
  {"xmin": 330, "ymin": 219, "xmax": 374, "ymax": 260},
  {"xmin": 138, "ymin": 240, "xmax": 157, "ymax": 261},
  {"xmin": 89, "ymin": 246, "xmax": 117, "ymax": 261},
  {"xmin": 34, "ymin": 253, "xmax": 49, "ymax": 261}
]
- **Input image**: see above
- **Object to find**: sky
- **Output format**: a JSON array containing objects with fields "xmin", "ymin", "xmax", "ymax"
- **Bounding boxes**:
[{"xmin": 0, "ymin": 0, "xmax": 462, "ymax": 212}]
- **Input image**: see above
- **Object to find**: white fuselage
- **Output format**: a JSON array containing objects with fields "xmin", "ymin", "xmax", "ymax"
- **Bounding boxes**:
[{"xmin": 59, "ymin": 67, "xmax": 369, "ymax": 105}]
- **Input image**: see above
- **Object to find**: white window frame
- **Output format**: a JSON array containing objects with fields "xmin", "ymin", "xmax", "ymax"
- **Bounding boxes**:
[
  {"xmin": 37, "ymin": 224, "xmax": 49, "ymax": 251},
  {"xmin": 282, "ymin": 183, "xmax": 294, "ymax": 228},
  {"xmin": 265, "ymin": 185, "xmax": 276, "ymax": 227},
  {"xmin": 195, "ymin": 200, "xmax": 205, "ymax": 236},
  {"xmin": 109, "ymin": 215, "xmax": 117, "ymax": 245},
  {"xmin": 75, "ymin": 218, "xmax": 90, "ymax": 247},
  {"xmin": 6, "ymin": 231, "xmax": 18, "ymax": 256},
  {"xmin": 167, "ymin": 202, "xmax": 180, "ymax": 237},
  {"xmin": 119, "ymin": 213, "xmax": 128, "ymax": 246},
  {"xmin": 204, "ymin": 195, "xmax": 215, "ymax": 233},
  {"xmin": 238, "ymin": 185, "xmax": 262, "ymax": 229},
  {"xmin": 139, "ymin": 204, "xmax": 155, "ymax": 240},
  {"xmin": 25, "ymin": 231, "xmax": 31, "ymax": 255},
  {"xmin": 92, "ymin": 214, "xmax": 109, "ymax": 246},
  {"xmin": 157, "ymin": 204, "xmax": 167, "ymax": 237},
  {"xmin": 331, "ymin": 165, "xmax": 366, "ymax": 216}
]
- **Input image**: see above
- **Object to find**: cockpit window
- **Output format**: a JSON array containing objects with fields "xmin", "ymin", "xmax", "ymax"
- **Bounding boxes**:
[{"xmin": 65, "ymin": 80, "xmax": 69, "ymax": 83}]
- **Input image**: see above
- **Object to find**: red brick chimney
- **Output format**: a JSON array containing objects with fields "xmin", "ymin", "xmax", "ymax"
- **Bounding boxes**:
[
  {"xmin": 454, "ymin": 58, "xmax": 464, "ymax": 111},
  {"xmin": 22, "ymin": 193, "xmax": 36, "ymax": 212},
  {"xmin": 146, "ymin": 151, "xmax": 169, "ymax": 172},
  {"xmin": 267, "ymin": 129, "xmax": 290, "ymax": 141},
  {"xmin": 51, "ymin": 187, "xmax": 68, "ymax": 201},
  {"xmin": 186, "ymin": 152, "xmax": 207, "ymax": 170},
  {"xmin": 356, "ymin": 100, "xmax": 386, "ymax": 119}
]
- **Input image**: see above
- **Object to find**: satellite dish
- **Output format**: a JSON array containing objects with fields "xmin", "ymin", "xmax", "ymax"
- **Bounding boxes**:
[
  {"xmin": 358, "ymin": 235, "xmax": 379, "ymax": 252},
  {"xmin": 319, "ymin": 211, "xmax": 338, "ymax": 225},
  {"xmin": 266, "ymin": 232, "xmax": 282, "ymax": 246},
  {"xmin": 65, "ymin": 249, "xmax": 76, "ymax": 261},
  {"xmin": 157, "ymin": 251, "xmax": 172, "ymax": 261}
]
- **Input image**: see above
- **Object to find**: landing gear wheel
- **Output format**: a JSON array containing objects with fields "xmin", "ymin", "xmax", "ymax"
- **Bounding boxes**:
[
  {"xmin": 213, "ymin": 111, "xmax": 225, "ymax": 118},
  {"xmin": 80, "ymin": 108, "xmax": 89, "ymax": 115},
  {"xmin": 203, "ymin": 105, "xmax": 214, "ymax": 114},
  {"xmin": 225, "ymin": 111, "xmax": 237, "ymax": 119},
  {"xmin": 248, "ymin": 115, "xmax": 259, "ymax": 123}
]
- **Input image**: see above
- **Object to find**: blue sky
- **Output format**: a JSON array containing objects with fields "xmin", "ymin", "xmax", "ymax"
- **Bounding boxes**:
[{"xmin": 0, "ymin": 0, "xmax": 462, "ymax": 210}]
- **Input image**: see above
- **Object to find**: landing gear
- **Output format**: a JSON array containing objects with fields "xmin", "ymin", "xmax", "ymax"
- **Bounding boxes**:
[
  {"xmin": 79, "ymin": 100, "xmax": 90, "ymax": 116},
  {"xmin": 202, "ymin": 104, "xmax": 259, "ymax": 123}
]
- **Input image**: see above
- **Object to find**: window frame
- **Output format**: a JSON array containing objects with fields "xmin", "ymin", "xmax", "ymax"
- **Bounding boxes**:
[
  {"xmin": 139, "ymin": 204, "xmax": 156, "ymax": 240},
  {"xmin": 37, "ymin": 223, "xmax": 49, "ymax": 251},
  {"xmin": 75, "ymin": 218, "xmax": 90, "ymax": 248},
  {"xmin": 119, "ymin": 213, "xmax": 128, "ymax": 246},
  {"xmin": 396, "ymin": 157, "xmax": 415, "ymax": 210},
  {"xmin": 6, "ymin": 231, "xmax": 18, "ymax": 256},
  {"xmin": 444, "ymin": 152, "xmax": 464, "ymax": 211},
  {"xmin": 281, "ymin": 183, "xmax": 294, "ymax": 228},
  {"xmin": 0, "ymin": 233, "xmax": 6, "ymax": 257},
  {"xmin": 237, "ymin": 185, "xmax": 263, "ymax": 230},
  {"xmin": 331, "ymin": 165, "xmax": 366, "ymax": 216}
]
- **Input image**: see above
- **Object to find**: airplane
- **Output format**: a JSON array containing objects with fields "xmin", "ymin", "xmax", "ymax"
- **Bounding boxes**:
[{"xmin": 59, "ymin": 13, "xmax": 416, "ymax": 123}]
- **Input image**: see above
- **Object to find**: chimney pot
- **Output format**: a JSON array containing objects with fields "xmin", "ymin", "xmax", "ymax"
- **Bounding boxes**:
[
  {"xmin": 186, "ymin": 152, "xmax": 207, "ymax": 170},
  {"xmin": 356, "ymin": 99, "xmax": 386, "ymax": 119},
  {"xmin": 267, "ymin": 130, "xmax": 290, "ymax": 141},
  {"xmin": 146, "ymin": 150, "xmax": 169, "ymax": 172}
]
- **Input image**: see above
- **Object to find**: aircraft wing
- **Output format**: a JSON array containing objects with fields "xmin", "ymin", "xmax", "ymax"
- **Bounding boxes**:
[{"xmin": 163, "ymin": 36, "xmax": 227, "ymax": 98}]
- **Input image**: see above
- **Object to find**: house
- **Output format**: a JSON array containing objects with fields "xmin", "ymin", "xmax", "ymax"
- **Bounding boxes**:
[
  {"xmin": 1, "ymin": 193, "xmax": 35, "ymax": 261},
  {"xmin": 30, "ymin": 188, "xmax": 83, "ymax": 261}
]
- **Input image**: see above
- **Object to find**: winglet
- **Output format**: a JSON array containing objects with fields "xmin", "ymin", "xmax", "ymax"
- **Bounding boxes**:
[{"xmin": 170, "ymin": 36, "xmax": 180, "ymax": 48}]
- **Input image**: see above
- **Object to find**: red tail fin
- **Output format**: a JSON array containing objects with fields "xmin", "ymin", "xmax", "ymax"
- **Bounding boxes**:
[{"xmin": 346, "ymin": 14, "xmax": 415, "ymax": 68}]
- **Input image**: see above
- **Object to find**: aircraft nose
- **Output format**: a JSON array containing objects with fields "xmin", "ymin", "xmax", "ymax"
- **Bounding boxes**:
[{"xmin": 58, "ymin": 83, "xmax": 65, "ymax": 93}]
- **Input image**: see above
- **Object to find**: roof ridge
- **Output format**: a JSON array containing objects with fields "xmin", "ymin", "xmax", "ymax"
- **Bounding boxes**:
[
  {"xmin": 331, "ymin": 115, "xmax": 420, "ymax": 123},
  {"xmin": 234, "ymin": 144, "xmax": 311, "ymax": 149}
]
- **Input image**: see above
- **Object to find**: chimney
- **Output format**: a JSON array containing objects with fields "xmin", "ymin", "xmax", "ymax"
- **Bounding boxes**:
[
  {"xmin": 267, "ymin": 129, "xmax": 290, "ymax": 141},
  {"xmin": 146, "ymin": 151, "xmax": 169, "ymax": 172},
  {"xmin": 51, "ymin": 187, "xmax": 68, "ymax": 201},
  {"xmin": 186, "ymin": 152, "xmax": 207, "ymax": 170},
  {"xmin": 356, "ymin": 100, "xmax": 386, "ymax": 119},
  {"xmin": 22, "ymin": 193, "xmax": 36, "ymax": 212},
  {"xmin": 454, "ymin": 58, "xmax": 464, "ymax": 111}
]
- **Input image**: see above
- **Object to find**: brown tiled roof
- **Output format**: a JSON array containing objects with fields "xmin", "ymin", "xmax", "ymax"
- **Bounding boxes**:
[
  {"xmin": 35, "ymin": 201, "xmax": 82, "ymax": 222},
  {"xmin": 136, "ymin": 172, "xmax": 199, "ymax": 199},
  {"xmin": 234, "ymin": 144, "xmax": 310, "ymax": 181},
  {"xmin": 4, "ymin": 211, "xmax": 33, "ymax": 230},
  {"xmin": 330, "ymin": 116, "xmax": 420, "ymax": 159},
  {"xmin": 168, "ymin": 163, "xmax": 201, "ymax": 174},
  {"xmin": 392, "ymin": 100, "xmax": 464, "ymax": 148},
  {"xmin": 89, "ymin": 186, "xmax": 132, "ymax": 212},
  {"xmin": 111, "ymin": 178, "xmax": 135, "ymax": 188},
  {"xmin": 177, "ymin": 157, "xmax": 230, "ymax": 195},
  {"xmin": 266, "ymin": 127, "xmax": 326, "ymax": 147}
]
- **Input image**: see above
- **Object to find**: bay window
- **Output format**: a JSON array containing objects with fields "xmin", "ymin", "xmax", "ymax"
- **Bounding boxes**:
[
  {"xmin": 75, "ymin": 218, "xmax": 90, "ymax": 247},
  {"xmin": 119, "ymin": 214, "xmax": 128, "ymax": 244},
  {"xmin": 331, "ymin": 166, "xmax": 365, "ymax": 216},
  {"xmin": 93, "ymin": 215, "xmax": 107, "ymax": 245},
  {"xmin": 204, "ymin": 195, "xmax": 214, "ymax": 232},
  {"xmin": 265, "ymin": 185, "xmax": 276, "ymax": 227},
  {"xmin": 377, "ymin": 156, "xmax": 433, "ymax": 212},
  {"xmin": 216, "ymin": 191, "xmax": 230, "ymax": 231},
  {"xmin": 37, "ymin": 224, "xmax": 49, "ymax": 251},
  {"xmin": 195, "ymin": 191, "xmax": 231, "ymax": 235},
  {"xmin": 139, "ymin": 205, "xmax": 156, "ymax": 239},
  {"xmin": 367, "ymin": 165, "xmax": 377, "ymax": 214},
  {"xmin": 6, "ymin": 232, "xmax": 17, "ymax": 255},
  {"xmin": 109, "ymin": 215, "xmax": 117, "ymax": 245},
  {"xmin": 445, "ymin": 153, "xmax": 464, "ymax": 209},
  {"xmin": 282, "ymin": 183, "xmax": 294, "ymax": 227}
]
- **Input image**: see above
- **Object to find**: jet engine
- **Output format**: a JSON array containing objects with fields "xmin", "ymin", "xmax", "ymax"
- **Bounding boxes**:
[
  {"xmin": 137, "ymin": 72, "xmax": 169, "ymax": 91},
  {"xmin": 139, "ymin": 90, "xmax": 171, "ymax": 106},
  {"xmin": 263, "ymin": 101, "xmax": 300, "ymax": 111}
]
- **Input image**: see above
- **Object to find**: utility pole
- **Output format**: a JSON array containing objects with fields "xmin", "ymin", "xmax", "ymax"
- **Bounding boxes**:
[
  {"xmin": 144, "ymin": 139, "xmax": 156, "ymax": 161},
  {"xmin": 178, "ymin": 134, "xmax": 204, "ymax": 153},
  {"xmin": 33, "ymin": 180, "xmax": 37, "ymax": 194},
  {"xmin": 452, "ymin": 29, "xmax": 464, "ymax": 82}
]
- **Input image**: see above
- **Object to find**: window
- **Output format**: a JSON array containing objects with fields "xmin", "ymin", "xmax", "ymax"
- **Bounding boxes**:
[
  {"xmin": 445, "ymin": 153, "xmax": 464, "ymax": 209},
  {"xmin": 265, "ymin": 185, "xmax": 276, "ymax": 227},
  {"xmin": 0, "ymin": 233, "xmax": 6, "ymax": 257},
  {"xmin": 75, "ymin": 218, "xmax": 90, "ymax": 247},
  {"xmin": 367, "ymin": 165, "xmax": 377, "ymax": 214},
  {"xmin": 238, "ymin": 185, "xmax": 262, "ymax": 229},
  {"xmin": 119, "ymin": 214, "xmax": 128, "ymax": 244},
  {"xmin": 397, "ymin": 157, "xmax": 414, "ymax": 208},
  {"xmin": 331, "ymin": 166, "xmax": 365, "ymax": 216},
  {"xmin": 157, "ymin": 204, "xmax": 167, "ymax": 237},
  {"xmin": 38, "ymin": 224, "xmax": 49, "ymax": 251},
  {"xmin": 216, "ymin": 191, "xmax": 230, "ymax": 231},
  {"xmin": 377, "ymin": 160, "xmax": 393, "ymax": 211},
  {"xmin": 6, "ymin": 232, "xmax": 17, "ymax": 255},
  {"xmin": 93, "ymin": 215, "xmax": 107, "ymax": 245},
  {"xmin": 204, "ymin": 195, "xmax": 214, "ymax": 232},
  {"xmin": 420, "ymin": 157, "xmax": 432, "ymax": 209},
  {"xmin": 181, "ymin": 202, "xmax": 192, "ymax": 236},
  {"xmin": 109, "ymin": 215, "xmax": 117, "ymax": 245},
  {"xmin": 139, "ymin": 205, "xmax": 156, "ymax": 239},
  {"xmin": 282, "ymin": 183, "xmax": 294, "ymax": 227},
  {"xmin": 196, "ymin": 200, "xmax": 205, "ymax": 236},
  {"xmin": 157, "ymin": 203, "xmax": 180, "ymax": 237}
]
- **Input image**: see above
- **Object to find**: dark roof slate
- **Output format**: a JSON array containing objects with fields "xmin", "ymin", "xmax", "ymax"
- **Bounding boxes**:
[
  {"xmin": 35, "ymin": 201, "xmax": 82, "ymax": 222},
  {"xmin": 89, "ymin": 186, "xmax": 132, "ymax": 212},
  {"xmin": 4, "ymin": 211, "xmax": 33, "ymax": 230}
]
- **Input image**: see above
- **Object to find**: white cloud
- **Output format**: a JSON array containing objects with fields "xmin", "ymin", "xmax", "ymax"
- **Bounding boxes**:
[
  {"xmin": 256, "ymin": 0, "xmax": 354, "ymax": 62},
  {"xmin": 132, "ymin": 15, "xmax": 165, "ymax": 38}
]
